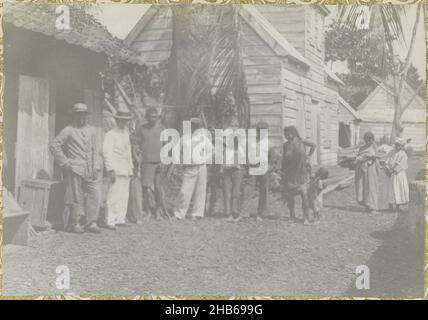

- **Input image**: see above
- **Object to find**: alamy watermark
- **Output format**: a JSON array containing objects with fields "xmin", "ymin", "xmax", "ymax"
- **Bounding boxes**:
[{"xmin": 160, "ymin": 121, "xmax": 269, "ymax": 175}]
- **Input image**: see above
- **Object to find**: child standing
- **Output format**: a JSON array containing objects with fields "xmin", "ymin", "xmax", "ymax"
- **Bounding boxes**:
[{"xmin": 307, "ymin": 167, "xmax": 328, "ymax": 223}]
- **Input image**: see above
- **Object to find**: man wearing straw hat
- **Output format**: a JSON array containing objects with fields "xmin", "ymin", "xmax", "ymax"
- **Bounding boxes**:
[
  {"xmin": 50, "ymin": 103, "xmax": 102, "ymax": 234},
  {"xmin": 103, "ymin": 110, "xmax": 134, "ymax": 229}
]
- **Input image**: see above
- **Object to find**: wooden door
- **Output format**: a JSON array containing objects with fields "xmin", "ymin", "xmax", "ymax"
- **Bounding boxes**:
[{"xmin": 15, "ymin": 75, "xmax": 54, "ymax": 195}]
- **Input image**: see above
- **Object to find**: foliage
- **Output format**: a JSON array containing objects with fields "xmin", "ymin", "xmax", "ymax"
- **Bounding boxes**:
[
  {"xmin": 325, "ymin": 23, "xmax": 390, "ymax": 108},
  {"xmin": 164, "ymin": 5, "xmax": 250, "ymax": 128},
  {"xmin": 326, "ymin": 6, "xmax": 425, "ymax": 110}
]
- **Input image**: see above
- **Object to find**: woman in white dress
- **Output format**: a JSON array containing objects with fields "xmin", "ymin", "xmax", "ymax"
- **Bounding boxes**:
[{"xmin": 385, "ymin": 138, "xmax": 409, "ymax": 211}]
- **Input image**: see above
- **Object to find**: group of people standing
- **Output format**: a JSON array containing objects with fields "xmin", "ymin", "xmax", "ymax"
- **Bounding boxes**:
[
  {"xmin": 355, "ymin": 132, "xmax": 410, "ymax": 213},
  {"xmin": 50, "ymin": 102, "xmax": 408, "ymax": 234},
  {"xmin": 50, "ymin": 103, "xmax": 328, "ymax": 234},
  {"xmin": 50, "ymin": 104, "xmax": 165, "ymax": 233}
]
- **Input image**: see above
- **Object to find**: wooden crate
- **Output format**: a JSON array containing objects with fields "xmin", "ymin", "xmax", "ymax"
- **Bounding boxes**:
[{"xmin": 17, "ymin": 179, "xmax": 62, "ymax": 229}]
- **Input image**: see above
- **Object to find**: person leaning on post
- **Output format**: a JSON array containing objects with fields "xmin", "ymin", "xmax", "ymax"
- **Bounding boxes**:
[{"xmin": 50, "ymin": 103, "xmax": 102, "ymax": 234}]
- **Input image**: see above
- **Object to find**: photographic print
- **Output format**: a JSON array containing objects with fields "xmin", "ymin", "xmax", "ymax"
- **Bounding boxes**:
[{"xmin": 1, "ymin": 1, "xmax": 426, "ymax": 298}]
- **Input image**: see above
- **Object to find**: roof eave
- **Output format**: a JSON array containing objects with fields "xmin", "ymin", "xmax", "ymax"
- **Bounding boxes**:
[{"xmin": 239, "ymin": 5, "xmax": 311, "ymax": 69}]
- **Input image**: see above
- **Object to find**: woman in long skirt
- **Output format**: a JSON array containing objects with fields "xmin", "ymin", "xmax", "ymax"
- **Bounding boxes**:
[
  {"xmin": 385, "ymin": 138, "xmax": 409, "ymax": 211},
  {"xmin": 355, "ymin": 132, "xmax": 379, "ymax": 213}
]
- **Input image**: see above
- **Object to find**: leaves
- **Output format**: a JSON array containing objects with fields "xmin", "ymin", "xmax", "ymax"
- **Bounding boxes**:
[{"xmin": 164, "ymin": 5, "xmax": 250, "ymax": 128}]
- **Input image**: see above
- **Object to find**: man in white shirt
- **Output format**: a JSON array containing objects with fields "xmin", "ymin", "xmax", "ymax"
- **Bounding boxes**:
[{"xmin": 103, "ymin": 110, "xmax": 134, "ymax": 229}]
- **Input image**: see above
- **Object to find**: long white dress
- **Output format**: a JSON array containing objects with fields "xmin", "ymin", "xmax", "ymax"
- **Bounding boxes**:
[{"xmin": 386, "ymin": 150, "xmax": 409, "ymax": 205}]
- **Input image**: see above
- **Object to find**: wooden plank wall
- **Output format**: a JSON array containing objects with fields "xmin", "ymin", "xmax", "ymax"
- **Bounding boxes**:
[
  {"xmin": 240, "ymin": 20, "xmax": 284, "ymax": 146},
  {"xmin": 255, "ymin": 5, "xmax": 305, "ymax": 56},
  {"xmin": 131, "ymin": 8, "xmax": 173, "ymax": 64}
]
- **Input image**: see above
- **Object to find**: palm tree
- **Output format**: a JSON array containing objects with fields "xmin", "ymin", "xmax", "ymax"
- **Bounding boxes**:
[
  {"xmin": 337, "ymin": 3, "xmax": 424, "ymax": 142},
  {"xmin": 164, "ymin": 5, "xmax": 250, "ymax": 129}
]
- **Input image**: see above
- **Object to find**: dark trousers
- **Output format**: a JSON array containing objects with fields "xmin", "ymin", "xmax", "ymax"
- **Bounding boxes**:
[
  {"xmin": 64, "ymin": 171, "xmax": 100, "ymax": 227},
  {"xmin": 256, "ymin": 173, "xmax": 269, "ymax": 217},
  {"xmin": 222, "ymin": 168, "xmax": 243, "ymax": 218}
]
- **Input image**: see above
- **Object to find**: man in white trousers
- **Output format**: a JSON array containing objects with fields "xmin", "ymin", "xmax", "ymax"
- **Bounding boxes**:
[
  {"xmin": 175, "ymin": 118, "xmax": 213, "ymax": 220},
  {"xmin": 103, "ymin": 110, "xmax": 134, "ymax": 229}
]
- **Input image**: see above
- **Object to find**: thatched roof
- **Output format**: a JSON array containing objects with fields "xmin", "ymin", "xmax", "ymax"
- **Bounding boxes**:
[{"xmin": 4, "ymin": 3, "xmax": 143, "ymax": 65}]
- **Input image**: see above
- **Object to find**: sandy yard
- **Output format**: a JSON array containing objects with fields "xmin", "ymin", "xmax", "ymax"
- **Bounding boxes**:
[{"xmin": 2, "ymin": 156, "xmax": 425, "ymax": 298}]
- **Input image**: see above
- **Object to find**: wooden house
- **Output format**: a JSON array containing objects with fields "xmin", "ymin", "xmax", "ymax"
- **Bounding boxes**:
[
  {"xmin": 357, "ymin": 81, "xmax": 426, "ymax": 151},
  {"xmin": 124, "ymin": 4, "xmax": 344, "ymax": 166},
  {"xmin": 3, "ymin": 3, "xmax": 142, "ymax": 195}
]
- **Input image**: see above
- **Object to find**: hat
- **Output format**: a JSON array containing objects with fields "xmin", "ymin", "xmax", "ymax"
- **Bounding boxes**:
[
  {"xmin": 114, "ymin": 110, "xmax": 133, "ymax": 120},
  {"xmin": 71, "ymin": 103, "xmax": 90, "ymax": 114},
  {"xmin": 190, "ymin": 117, "xmax": 202, "ymax": 124},
  {"xmin": 256, "ymin": 121, "xmax": 269, "ymax": 129},
  {"xmin": 394, "ymin": 137, "xmax": 406, "ymax": 146}
]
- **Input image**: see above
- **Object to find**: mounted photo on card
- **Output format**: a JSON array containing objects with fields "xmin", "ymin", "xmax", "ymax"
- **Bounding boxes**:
[{"xmin": 1, "ymin": 2, "xmax": 426, "ymax": 298}]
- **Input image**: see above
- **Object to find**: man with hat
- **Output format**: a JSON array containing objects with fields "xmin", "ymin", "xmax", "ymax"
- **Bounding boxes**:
[
  {"xmin": 50, "ymin": 103, "xmax": 102, "ymax": 234},
  {"xmin": 103, "ymin": 110, "xmax": 134, "ymax": 229},
  {"xmin": 131, "ymin": 106, "xmax": 165, "ymax": 218}
]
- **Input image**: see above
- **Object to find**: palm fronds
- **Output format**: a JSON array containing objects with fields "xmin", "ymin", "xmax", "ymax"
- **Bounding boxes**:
[{"xmin": 164, "ymin": 5, "xmax": 250, "ymax": 128}]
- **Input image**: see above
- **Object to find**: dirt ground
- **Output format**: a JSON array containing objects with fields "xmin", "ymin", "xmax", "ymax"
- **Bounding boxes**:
[{"xmin": 2, "ymin": 156, "xmax": 425, "ymax": 297}]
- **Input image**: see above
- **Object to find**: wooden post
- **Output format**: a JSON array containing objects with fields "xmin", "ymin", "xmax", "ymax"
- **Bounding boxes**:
[{"xmin": 408, "ymin": 181, "xmax": 425, "ymax": 235}]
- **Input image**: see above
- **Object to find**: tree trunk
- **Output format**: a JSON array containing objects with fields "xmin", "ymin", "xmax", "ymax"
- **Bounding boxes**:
[
  {"xmin": 390, "ymin": 92, "xmax": 403, "ymax": 143},
  {"xmin": 389, "ymin": 3, "xmax": 422, "ymax": 143}
]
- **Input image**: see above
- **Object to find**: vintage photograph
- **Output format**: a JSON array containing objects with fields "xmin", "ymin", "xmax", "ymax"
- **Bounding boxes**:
[{"xmin": 2, "ymin": 2, "xmax": 426, "ymax": 297}]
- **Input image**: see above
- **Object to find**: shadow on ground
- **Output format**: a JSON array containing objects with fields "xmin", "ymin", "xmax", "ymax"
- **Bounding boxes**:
[{"xmin": 345, "ymin": 211, "xmax": 425, "ymax": 298}]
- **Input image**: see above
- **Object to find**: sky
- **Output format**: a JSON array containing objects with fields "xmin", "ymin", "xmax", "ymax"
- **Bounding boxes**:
[
  {"xmin": 93, "ymin": 4, "xmax": 150, "ymax": 40},
  {"xmin": 93, "ymin": 4, "xmax": 425, "ymax": 79}
]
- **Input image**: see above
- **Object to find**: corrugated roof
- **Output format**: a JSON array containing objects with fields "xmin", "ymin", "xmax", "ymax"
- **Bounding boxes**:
[{"xmin": 4, "ymin": 3, "xmax": 143, "ymax": 65}]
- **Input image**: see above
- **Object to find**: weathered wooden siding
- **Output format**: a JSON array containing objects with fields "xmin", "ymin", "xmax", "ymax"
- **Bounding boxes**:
[
  {"xmin": 240, "ymin": 20, "xmax": 283, "ymax": 146},
  {"xmin": 255, "ymin": 5, "xmax": 306, "ymax": 55},
  {"xmin": 358, "ymin": 83, "xmax": 425, "ymax": 151},
  {"xmin": 128, "ymin": 6, "xmax": 341, "ymax": 164},
  {"xmin": 131, "ymin": 8, "xmax": 173, "ymax": 64},
  {"xmin": 257, "ymin": 5, "xmax": 325, "ymax": 83},
  {"xmin": 358, "ymin": 83, "xmax": 425, "ymax": 122},
  {"xmin": 281, "ymin": 59, "xmax": 339, "ymax": 166}
]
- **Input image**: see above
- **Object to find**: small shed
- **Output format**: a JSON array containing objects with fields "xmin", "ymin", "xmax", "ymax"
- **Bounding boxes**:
[
  {"xmin": 3, "ymin": 3, "xmax": 142, "ymax": 194},
  {"xmin": 357, "ymin": 81, "xmax": 426, "ymax": 151},
  {"xmin": 125, "ymin": 4, "xmax": 344, "ymax": 166}
]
